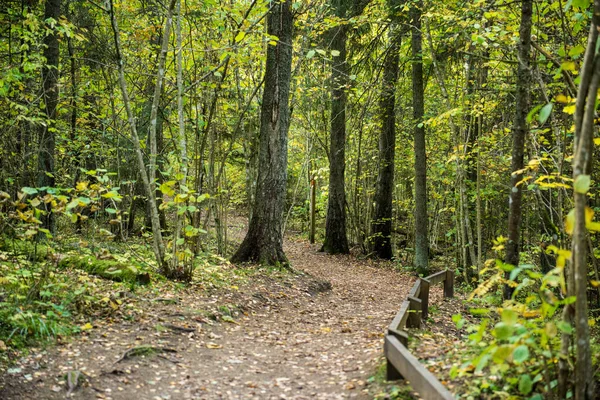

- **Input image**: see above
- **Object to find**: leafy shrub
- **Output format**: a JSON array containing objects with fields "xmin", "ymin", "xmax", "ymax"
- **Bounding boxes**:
[{"xmin": 451, "ymin": 258, "xmax": 576, "ymax": 398}]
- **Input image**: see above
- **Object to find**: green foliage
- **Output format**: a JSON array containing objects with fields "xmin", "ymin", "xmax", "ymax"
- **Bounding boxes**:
[
  {"xmin": 0, "ymin": 255, "xmax": 92, "ymax": 346},
  {"xmin": 450, "ymin": 259, "xmax": 578, "ymax": 397}
]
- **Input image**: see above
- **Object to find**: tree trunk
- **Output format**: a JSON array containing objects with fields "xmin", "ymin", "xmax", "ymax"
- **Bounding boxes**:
[
  {"xmin": 570, "ymin": 2, "xmax": 600, "ymax": 397},
  {"xmin": 411, "ymin": 0, "xmax": 428, "ymax": 274},
  {"xmin": 371, "ymin": 11, "xmax": 401, "ymax": 259},
  {"xmin": 504, "ymin": 0, "xmax": 532, "ymax": 300},
  {"xmin": 231, "ymin": 0, "xmax": 293, "ymax": 266},
  {"xmin": 108, "ymin": 0, "xmax": 169, "ymax": 273},
  {"xmin": 37, "ymin": 0, "xmax": 60, "ymax": 233},
  {"xmin": 322, "ymin": 19, "xmax": 350, "ymax": 255}
]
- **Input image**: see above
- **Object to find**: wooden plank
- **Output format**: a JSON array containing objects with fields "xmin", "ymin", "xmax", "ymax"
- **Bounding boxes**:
[
  {"xmin": 388, "ymin": 327, "xmax": 409, "ymax": 346},
  {"xmin": 407, "ymin": 296, "xmax": 422, "ymax": 329},
  {"xmin": 389, "ymin": 300, "xmax": 411, "ymax": 331},
  {"xmin": 419, "ymin": 278, "xmax": 430, "ymax": 320},
  {"xmin": 408, "ymin": 280, "xmax": 421, "ymax": 298},
  {"xmin": 427, "ymin": 270, "xmax": 447, "ymax": 285},
  {"xmin": 384, "ymin": 335, "xmax": 455, "ymax": 399},
  {"xmin": 444, "ymin": 269, "xmax": 455, "ymax": 298}
]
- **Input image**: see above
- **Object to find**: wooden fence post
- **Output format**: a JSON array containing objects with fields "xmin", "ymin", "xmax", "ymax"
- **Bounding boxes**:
[
  {"xmin": 444, "ymin": 269, "xmax": 454, "ymax": 298},
  {"xmin": 309, "ymin": 179, "xmax": 316, "ymax": 244},
  {"xmin": 384, "ymin": 336, "xmax": 403, "ymax": 380},
  {"xmin": 419, "ymin": 278, "xmax": 430, "ymax": 320},
  {"xmin": 407, "ymin": 296, "xmax": 422, "ymax": 328}
]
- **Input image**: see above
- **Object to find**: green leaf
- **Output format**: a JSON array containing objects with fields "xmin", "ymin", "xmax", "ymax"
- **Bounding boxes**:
[
  {"xmin": 557, "ymin": 321, "xmax": 574, "ymax": 334},
  {"xmin": 331, "ymin": 50, "xmax": 340, "ymax": 57},
  {"xmin": 538, "ymin": 103, "xmax": 553, "ymax": 124},
  {"xmin": 512, "ymin": 345, "xmax": 529, "ymax": 363},
  {"xmin": 469, "ymin": 308, "xmax": 491, "ymax": 315},
  {"xmin": 159, "ymin": 182, "xmax": 175, "ymax": 197},
  {"xmin": 105, "ymin": 208, "xmax": 117, "ymax": 214},
  {"xmin": 493, "ymin": 345, "xmax": 513, "ymax": 364},
  {"xmin": 519, "ymin": 374, "xmax": 533, "ymax": 395},
  {"xmin": 306, "ymin": 50, "xmax": 315, "ymax": 59},
  {"xmin": 66, "ymin": 199, "xmax": 80, "ymax": 210},
  {"xmin": 568, "ymin": 44, "xmax": 585, "ymax": 57},
  {"xmin": 452, "ymin": 314, "xmax": 464, "ymax": 329},
  {"xmin": 574, "ymin": 174, "xmax": 591, "ymax": 194},
  {"xmin": 21, "ymin": 187, "xmax": 38, "ymax": 195},
  {"xmin": 572, "ymin": 0, "xmax": 591, "ymax": 8},
  {"xmin": 494, "ymin": 322, "xmax": 514, "ymax": 340}
]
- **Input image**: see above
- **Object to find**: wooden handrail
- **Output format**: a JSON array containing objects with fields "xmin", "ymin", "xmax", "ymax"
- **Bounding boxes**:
[{"xmin": 384, "ymin": 269, "xmax": 455, "ymax": 399}]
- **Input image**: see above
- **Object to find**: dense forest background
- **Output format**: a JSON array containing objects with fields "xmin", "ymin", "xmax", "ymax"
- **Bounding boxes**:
[{"xmin": 1, "ymin": 0, "xmax": 600, "ymax": 398}]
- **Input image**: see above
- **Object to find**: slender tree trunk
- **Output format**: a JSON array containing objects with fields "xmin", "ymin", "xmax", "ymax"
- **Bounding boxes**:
[
  {"xmin": 504, "ymin": 0, "xmax": 532, "ymax": 300},
  {"xmin": 322, "ymin": 15, "xmax": 350, "ymax": 254},
  {"xmin": 231, "ymin": 0, "xmax": 293, "ymax": 266},
  {"xmin": 411, "ymin": 0, "xmax": 428, "ymax": 274},
  {"xmin": 37, "ymin": 0, "xmax": 60, "ymax": 233},
  {"xmin": 108, "ymin": 0, "xmax": 167, "ymax": 272},
  {"xmin": 570, "ymin": 2, "xmax": 600, "ymax": 397},
  {"xmin": 172, "ymin": 0, "xmax": 189, "ymax": 272},
  {"xmin": 372, "ymin": 12, "xmax": 401, "ymax": 259}
]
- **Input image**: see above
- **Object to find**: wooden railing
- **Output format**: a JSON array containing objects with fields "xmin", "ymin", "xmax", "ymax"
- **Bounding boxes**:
[{"xmin": 384, "ymin": 269, "xmax": 455, "ymax": 400}]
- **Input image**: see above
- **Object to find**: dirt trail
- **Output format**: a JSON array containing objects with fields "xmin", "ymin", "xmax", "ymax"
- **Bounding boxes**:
[{"xmin": 0, "ymin": 239, "xmax": 414, "ymax": 399}]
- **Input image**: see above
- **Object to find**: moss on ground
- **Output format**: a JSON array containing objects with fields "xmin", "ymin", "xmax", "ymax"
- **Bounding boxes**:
[{"xmin": 58, "ymin": 255, "xmax": 149, "ymax": 284}]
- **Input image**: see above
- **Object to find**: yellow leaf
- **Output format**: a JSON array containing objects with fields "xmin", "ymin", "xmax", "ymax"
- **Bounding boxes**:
[
  {"xmin": 235, "ymin": 31, "xmax": 246, "ymax": 42},
  {"xmin": 594, "ymin": 138, "xmax": 600, "ymax": 145},
  {"xmin": 555, "ymin": 94, "xmax": 569, "ymax": 103},
  {"xmin": 563, "ymin": 104, "xmax": 576, "ymax": 115},
  {"xmin": 76, "ymin": 181, "xmax": 88, "ymax": 191},
  {"xmin": 591, "ymin": 281, "xmax": 600, "ymax": 288},
  {"xmin": 561, "ymin": 61, "xmax": 576, "ymax": 71},
  {"xmin": 587, "ymin": 222, "xmax": 600, "ymax": 232},
  {"xmin": 565, "ymin": 209, "xmax": 575, "ymax": 235},
  {"xmin": 206, "ymin": 343, "xmax": 222, "ymax": 349},
  {"xmin": 563, "ymin": 207, "xmax": 591, "ymax": 235},
  {"xmin": 80, "ymin": 322, "xmax": 93, "ymax": 331},
  {"xmin": 586, "ymin": 206, "xmax": 594, "ymax": 224}
]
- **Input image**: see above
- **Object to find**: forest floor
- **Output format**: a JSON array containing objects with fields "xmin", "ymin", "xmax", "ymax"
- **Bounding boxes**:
[{"xmin": 0, "ymin": 233, "xmax": 426, "ymax": 400}]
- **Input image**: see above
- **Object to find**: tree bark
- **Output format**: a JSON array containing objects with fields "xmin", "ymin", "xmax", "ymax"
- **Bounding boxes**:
[
  {"xmin": 231, "ymin": 0, "xmax": 293, "ymax": 266},
  {"xmin": 322, "ymin": 13, "xmax": 350, "ymax": 255},
  {"xmin": 37, "ymin": 0, "xmax": 60, "ymax": 233},
  {"xmin": 504, "ymin": 0, "xmax": 532, "ymax": 300},
  {"xmin": 371, "ymin": 6, "xmax": 401, "ymax": 259},
  {"xmin": 570, "ymin": 2, "xmax": 600, "ymax": 397},
  {"xmin": 411, "ymin": 0, "xmax": 428, "ymax": 274}
]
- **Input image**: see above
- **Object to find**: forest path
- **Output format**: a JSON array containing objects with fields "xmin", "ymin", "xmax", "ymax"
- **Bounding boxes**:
[{"xmin": 0, "ymin": 239, "xmax": 415, "ymax": 400}]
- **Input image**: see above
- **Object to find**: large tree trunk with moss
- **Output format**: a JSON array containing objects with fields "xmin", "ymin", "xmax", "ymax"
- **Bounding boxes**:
[
  {"xmin": 231, "ymin": 0, "xmax": 292, "ymax": 266},
  {"xmin": 503, "ymin": 0, "xmax": 532, "ymax": 300},
  {"xmin": 371, "ymin": 5, "xmax": 401, "ymax": 259},
  {"xmin": 411, "ymin": 0, "xmax": 428, "ymax": 274},
  {"xmin": 37, "ymin": 0, "xmax": 60, "ymax": 234}
]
